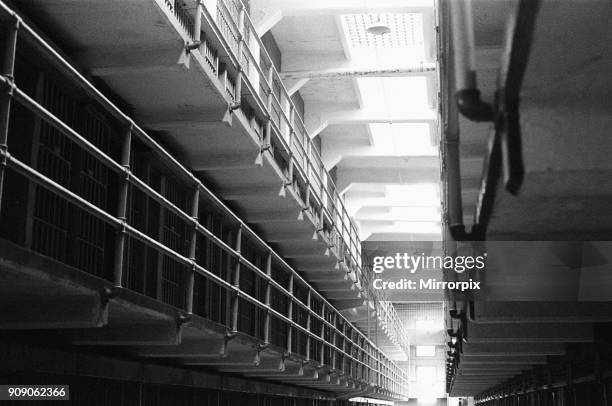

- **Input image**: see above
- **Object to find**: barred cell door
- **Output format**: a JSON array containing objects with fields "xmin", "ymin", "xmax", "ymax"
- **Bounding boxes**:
[
  {"xmin": 29, "ymin": 76, "xmax": 75, "ymax": 264},
  {"xmin": 28, "ymin": 75, "xmax": 112, "ymax": 279},
  {"xmin": 159, "ymin": 178, "xmax": 191, "ymax": 310},
  {"xmin": 72, "ymin": 107, "xmax": 111, "ymax": 277}
]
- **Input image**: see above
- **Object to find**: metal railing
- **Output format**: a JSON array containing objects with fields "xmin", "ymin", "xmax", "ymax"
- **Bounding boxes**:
[
  {"xmin": 195, "ymin": 0, "xmax": 364, "ymax": 280},
  {"xmin": 178, "ymin": 0, "xmax": 409, "ymax": 352},
  {"xmin": 0, "ymin": 1, "xmax": 408, "ymax": 398}
]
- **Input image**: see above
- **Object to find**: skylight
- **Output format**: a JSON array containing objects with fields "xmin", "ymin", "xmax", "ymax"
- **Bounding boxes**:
[
  {"xmin": 385, "ymin": 184, "xmax": 440, "ymax": 206},
  {"xmin": 336, "ymin": 7, "xmax": 440, "ymax": 241},
  {"xmin": 357, "ymin": 77, "xmax": 431, "ymax": 116},
  {"xmin": 389, "ymin": 221, "xmax": 441, "ymax": 234},
  {"xmin": 369, "ymin": 123, "xmax": 436, "ymax": 156}
]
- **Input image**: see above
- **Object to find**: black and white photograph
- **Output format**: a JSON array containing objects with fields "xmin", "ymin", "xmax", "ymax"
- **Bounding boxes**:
[{"xmin": 0, "ymin": 0, "xmax": 611, "ymax": 405}]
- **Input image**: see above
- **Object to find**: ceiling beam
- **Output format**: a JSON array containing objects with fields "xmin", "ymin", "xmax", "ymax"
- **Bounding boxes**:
[
  {"xmin": 359, "ymin": 227, "xmax": 442, "ymax": 242},
  {"xmin": 353, "ymin": 207, "xmax": 441, "ymax": 222},
  {"xmin": 307, "ymin": 107, "xmax": 437, "ymax": 138},
  {"xmin": 363, "ymin": 232, "xmax": 442, "ymax": 242},
  {"xmin": 281, "ymin": 54, "xmax": 436, "ymax": 76},
  {"xmin": 336, "ymin": 166, "xmax": 439, "ymax": 194},
  {"xmin": 280, "ymin": 63, "xmax": 437, "ymax": 80},
  {"xmin": 321, "ymin": 129, "xmax": 436, "ymax": 168},
  {"xmin": 252, "ymin": 0, "xmax": 433, "ymax": 17},
  {"xmin": 326, "ymin": 108, "xmax": 437, "ymax": 125},
  {"xmin": 284, "ymin": 77, "xmax": 310, "ymax": 96},
  {"xmin": 253, "ymin": 8, "xmax": 284, "ymax": 36}
]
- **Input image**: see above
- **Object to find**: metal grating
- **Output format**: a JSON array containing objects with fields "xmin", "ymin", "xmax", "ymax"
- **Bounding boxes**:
[
  {"xmin": 32, "ymin": 79, "xmax": 110, "ymax": 278},
  {"xmin": 394, "ymin": 302, "xmax": 444, "ymax": 326},
  {"xmin": 341, "ymin": 13, "xmax": 424, "ymax": 49}
]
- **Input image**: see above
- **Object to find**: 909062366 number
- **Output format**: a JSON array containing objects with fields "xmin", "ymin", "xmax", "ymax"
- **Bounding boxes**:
[{"xmin": 0, "ymin": 385, "xmax": 69, "ymax": 400}]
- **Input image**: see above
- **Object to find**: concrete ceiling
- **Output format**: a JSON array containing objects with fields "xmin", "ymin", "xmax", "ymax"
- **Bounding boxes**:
[
  {"xmin": 454, "ymin": 0, "xmax": 612, "ymax": 239},
  {"xmin": 299, "ymin": 77, "xmax": 359, "ymax": 106},
  {"xmin": 255, "ymin": 0, "xmax": 441, "ymax": 243},
  {"xmin": 272, "ymin": 15, "xmax": 346, "ymax": 55},
  {"xmin": 251, "ymin": 1, "xmax": 446, "ymax": 385},
  {"xmin": 480, "ymin": 0, "xmax": 612, "ymax": 240}
]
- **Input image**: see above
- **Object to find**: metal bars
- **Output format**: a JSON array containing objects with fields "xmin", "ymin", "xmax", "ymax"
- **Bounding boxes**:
[
  {"xmin": 187, "ymin": 0, "xmax": 409, "ymax": 354},
  {"xmin": 474, "ymin": 364, "xmax": 612, "ymax": 406},
  {"xmin": 196, "ymin": 0, "xmax": 365, "ymax": 295},
  {"xmin": 0, "ymin": 0, "xmax": 408, "ymax": 396},
  {"xmin": 0, "ymin": 74, "xmax": 405, "ymax": 398}
]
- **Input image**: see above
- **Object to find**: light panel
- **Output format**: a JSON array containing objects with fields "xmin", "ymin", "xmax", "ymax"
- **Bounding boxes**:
[
  {"xmin": 341, "ymin": 13, "xmax": 424, "ymax": 49},
  {"xmin": 357, "ymin": 76, "xmax": 431, "ymax": 115},
  {"xmin": 385, "ymin": 184, "xmax": 440, "ymax": 205},
  {"xmin": 369, "ymin": 122, "xmax": 436, "ymax": 156}
]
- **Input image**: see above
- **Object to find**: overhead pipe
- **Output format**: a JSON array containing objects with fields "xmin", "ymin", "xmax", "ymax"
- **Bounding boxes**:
[
  {"xmin": 444, "ymin": 0, "xmax": 537, "ymax": 241},
  {"xmin": 445, "ymin": 135, "xmax": 484, "ymax": 241},
  {"xmin": 449, "ymin": 0, "xmax": 494, "ymax": 122},
  {"xmin": 495, "ymin": 0, "xmax": 542, "ymax": 194},
  {"xmin": 440, "ymin": 0, "xmax": 485, "ymax": 241}
]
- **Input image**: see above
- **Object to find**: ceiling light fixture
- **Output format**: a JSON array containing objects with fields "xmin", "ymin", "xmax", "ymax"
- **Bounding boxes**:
[{"xmin": 366, "ymin": 17, "xmax": 391, "ymax": 36}]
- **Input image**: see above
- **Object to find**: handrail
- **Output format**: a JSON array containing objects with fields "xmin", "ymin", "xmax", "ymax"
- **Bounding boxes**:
[
  {"xmin": 1, "ymin": 68, "xmax": 391, "ymax": 378},
  {"xmin": 199, "ymin": 0, "xmax": 409, "ymax": 351},
  {"xmin": 230, "ymin": 0, "xmax": 364, "ymax": 264},
  {"xmin": 0, "ymin": 79, "xmax": 407, "ymax": 397},
  {"xmin": 0, "ymin": 1, "xmax": 410, "ymax": 395}
]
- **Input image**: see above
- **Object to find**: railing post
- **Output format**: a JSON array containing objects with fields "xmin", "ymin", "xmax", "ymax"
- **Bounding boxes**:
[
  {"xmin": 319, "ymin": 304, "xmax": 326, "ymax": 366},
  {"xmin": 284, "ymin": 108, "xmax": 292, "ymax": 147},
  {"xmin": 155, "ymin": 176, "xmax": 167, "ymax": 300},
  {"xmin": 342, "ymin": 323, "xmax": 348, "ymax": 375},
  {"xmin": 0, "ymin": 17, "xmax": 19, "ymax": 215},
  {"xmin": 194, "ymin": 0, "xmax": 203, "ymax": 42},
  {"xmin": 331, "ymin": 312, "xmax": 337, "ymax": 372},
  {"xmin": 263, "ymin": 252, "xmax": 272, "ymax": 345},
  {"xmin": 286, "ymin": 273, "xmax": 294, "ymax": 354},
  {"xmin": 230, "ymin": 224, "xmax": 242, "ymax": 333},
  {"xmin": 305, "ymin": 289, "xmax": 312, "ymax": 361},
  {"xmin": 231, "ymin": 6, "xmax": 246, "ymax": 109},
  {"xmin": 289, "ymin": 104, "xmax": 295, "ymax": 130},
  {"xmin": 186, "ymin": 187, "xmax": 199, "ymax": 314},
  {"xmin": 266, "ymin": 68, "xmax": 274, "ymax": 111},
  {"xmin": 377, "ymin": 343, "xmax": 381, "ymax": 387},
  {"xmin": 321, "ymin": 171, "xmax": 327, "ymax": 208},
  {"xmin": 264, "ymin": 119, "xmax": 272, "ymax": 147},
  {"xmin": 256, "ymin": 118, "xmax": 272, "ymax": 166},
  {"xmin": 113, "ymin": 123, "xmax": 132, "ymax": 287},
  {"xmin": 299, "ymin": 185, "xmax": 310, "ymax": 221}
]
